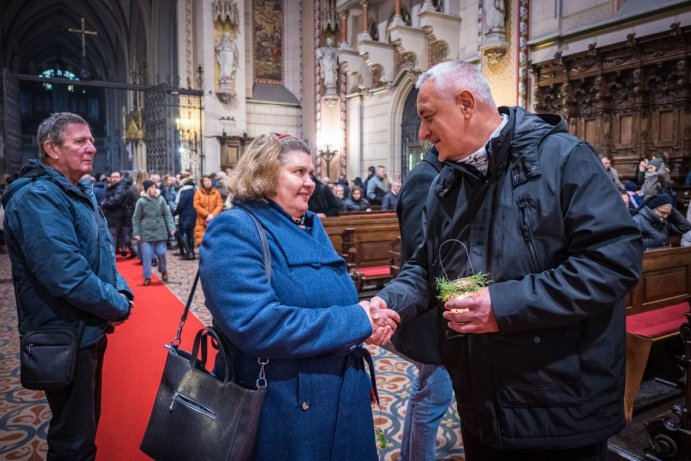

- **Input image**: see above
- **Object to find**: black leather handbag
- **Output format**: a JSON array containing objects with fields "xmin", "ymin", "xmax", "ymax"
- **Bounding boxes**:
[
  {"xmin": 140, "ymin": 207, "xmax": 270, "ymax": 461},
  {"xmin": 19, "ymin": 324, "xmax": 82, "ymax": 391}
]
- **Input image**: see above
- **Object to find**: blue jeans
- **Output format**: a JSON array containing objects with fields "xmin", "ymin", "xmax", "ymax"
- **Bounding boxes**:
[
  {"xmin": 141, "ymin": 241, "xmax": 167, "ymax": 279},
  {"xmin": 400, "ymin": 362, "xmax": 454, "ymax": 461}
]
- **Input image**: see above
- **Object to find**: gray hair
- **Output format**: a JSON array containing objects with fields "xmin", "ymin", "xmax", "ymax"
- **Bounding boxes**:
[
  {"xmin": 37, "ymin": 112, "xmax": 90, "ymax": 160},
  {"xmin": 416, "ymin": 60, "xmax": 495, "ymax": 107}
]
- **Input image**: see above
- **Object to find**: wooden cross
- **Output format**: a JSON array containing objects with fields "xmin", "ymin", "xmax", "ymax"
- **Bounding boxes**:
[{"xmin": 68, "ymin": 18, "xmax": 98, "ymax": 58}]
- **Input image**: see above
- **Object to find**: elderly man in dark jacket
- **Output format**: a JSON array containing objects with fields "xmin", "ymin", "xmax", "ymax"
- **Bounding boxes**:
[
  {"xmin": 3, "ymin": 112, "xmax": 133, "ymax": 460},
  {"xmin": 371, "ymin": 61, "xmax": 643, "ymax": 459}
]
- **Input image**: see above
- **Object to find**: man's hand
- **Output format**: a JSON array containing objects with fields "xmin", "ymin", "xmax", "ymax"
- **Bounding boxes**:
[
  {"xmin": 442, "ymin": 287, "xmax": 499, "ymax": 334},
  {"xmin": 132, "ymin": 235, "xmax": 141, "ymax": 242},
  {"xmin": 359, "ymin": 300, "xmax": 400, "ymax": 345},
  {"xmin": 112, "ymin": 295, "xmax": 135, "ymax": 326}
]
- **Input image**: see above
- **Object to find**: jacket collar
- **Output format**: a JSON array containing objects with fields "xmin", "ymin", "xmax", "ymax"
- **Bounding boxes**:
[
  {"xmin": 232, "ymin": 198, "xmax": 344, "ymax": 267},
  {"xmin": 500, "ymin": 106, "xmax": 567, "ymax": 187},
  {"xmin": 4, "ymin": 159, "xmax": 93, "ymax": 207},
  {"xmin": 433, "ymin": 106, "xmax": 567, "ymax": 197}
]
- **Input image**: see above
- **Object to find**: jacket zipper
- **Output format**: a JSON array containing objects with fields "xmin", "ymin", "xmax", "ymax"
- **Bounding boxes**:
[
  {"xmin": 519, "ymin": 203, "xmax": 541, "ymax": 273},
  {"xmin": 169, "ymin": 392, "xmax": 217, "ymax": 419}
]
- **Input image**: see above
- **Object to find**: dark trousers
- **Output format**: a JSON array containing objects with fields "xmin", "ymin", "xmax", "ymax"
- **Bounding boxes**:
[
  {"xmin": 45, "ymin": 336, "xmax": 107, "ymax": 461},
  {"xmin": 461, "ymin": 424, "xmax": 609, "ymax": 461},
  {"xmin": 180, "ymin": 226, "xmax": 194, "ymax": 247}
]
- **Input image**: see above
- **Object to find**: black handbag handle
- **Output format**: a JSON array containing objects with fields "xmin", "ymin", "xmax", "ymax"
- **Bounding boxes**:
[
  {"xmin": 170, "ymin": 206, "xmax": 271, "ymax": 347},
  {"xmin": 169, "ymin": 205, "xmax": 271, "ymax": 388},
  {"xmin": 190, "ymin": 326, "xmax": 233, "ymax": 384}
]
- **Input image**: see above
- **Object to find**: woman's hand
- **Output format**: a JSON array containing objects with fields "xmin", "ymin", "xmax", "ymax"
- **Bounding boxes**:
[{"xmin": 359, "ymin": 300, "xmax": 400, "ymax": 345}]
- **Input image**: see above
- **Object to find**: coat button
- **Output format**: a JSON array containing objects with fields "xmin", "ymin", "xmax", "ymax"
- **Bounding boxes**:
[
  {"xmin": 301, "ymin": 402, "xmax": 310, "ymax": 411},
  {"xmin": 533, "ymin": 336, "xmax": 541, "ymax": 344}
]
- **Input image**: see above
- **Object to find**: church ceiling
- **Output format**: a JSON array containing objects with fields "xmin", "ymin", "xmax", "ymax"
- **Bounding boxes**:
[{"xmin": 0, "ymin": 0, "xmax": 139, "ymax": 82}]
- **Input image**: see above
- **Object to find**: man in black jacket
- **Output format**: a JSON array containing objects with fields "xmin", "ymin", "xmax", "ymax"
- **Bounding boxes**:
[
  {"xmin": 101, "ymin": 171, "xmax": 129, "ymax": 256},
  {"xmin": 393, "ymin": 146, "xmax": 453, "ymax": 461},
  {"xmin": 371, "ymin": 61, "xmax": 643, "ymax": 459}
]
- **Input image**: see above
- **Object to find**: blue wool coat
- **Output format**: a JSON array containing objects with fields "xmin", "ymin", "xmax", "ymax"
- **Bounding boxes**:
[{"xmin": 200, "ymin": 199, "xmax": 378, "ymax": 461}]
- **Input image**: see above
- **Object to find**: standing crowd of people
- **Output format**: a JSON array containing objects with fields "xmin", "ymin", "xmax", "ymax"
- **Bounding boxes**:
[{"xmin": 3, "ymin": 58, "xmax": 691, "ymax": 461}]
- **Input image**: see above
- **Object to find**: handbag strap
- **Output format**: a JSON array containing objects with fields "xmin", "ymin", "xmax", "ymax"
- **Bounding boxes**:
[{"xmin": 170, "ymin": 206, "xmax": 272, "ymax": 387}]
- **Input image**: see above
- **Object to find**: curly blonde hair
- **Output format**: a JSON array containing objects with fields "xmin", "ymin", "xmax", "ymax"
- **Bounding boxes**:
[{"xmin": 227, "ymin": 133, "xmax": 311, "ymax": 201}]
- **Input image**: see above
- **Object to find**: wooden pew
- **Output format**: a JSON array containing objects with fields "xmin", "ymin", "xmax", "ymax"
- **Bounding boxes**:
[
  {"xmin": 322, "ymin": 212, "xmax": 398, "ymax": 252},
  {"xmin": 626, "ymin": 246, "xmax": 691, "ymax": 316},
  {"xmin": 624, "ymin": 246, "xmax": 691, "ymax": 421},
  {"xmin": 341, "ymin": 225, "xmax": 401, "ymax": 292}
]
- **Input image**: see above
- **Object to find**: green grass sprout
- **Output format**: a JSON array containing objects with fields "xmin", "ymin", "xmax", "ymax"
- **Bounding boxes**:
[{"xmin": 435, "ymin": 272, "xmax": 492, "ymax": 302}]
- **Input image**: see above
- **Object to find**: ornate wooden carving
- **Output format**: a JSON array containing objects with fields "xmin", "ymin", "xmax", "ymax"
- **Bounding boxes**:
[{"xmin": 532, "ymin": 25, "xmax": 691, "ymax": 181}]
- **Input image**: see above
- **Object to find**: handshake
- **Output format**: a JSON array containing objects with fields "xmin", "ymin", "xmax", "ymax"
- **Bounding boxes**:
[{"xmin": 359, "ymin": 296, "xmax": 400, "ymax": 346}]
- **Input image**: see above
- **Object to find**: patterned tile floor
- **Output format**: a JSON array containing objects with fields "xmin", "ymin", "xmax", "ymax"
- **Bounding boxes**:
[{"xmin": 0, "ymin": 249, "xmax": 464, "ymax": 460}]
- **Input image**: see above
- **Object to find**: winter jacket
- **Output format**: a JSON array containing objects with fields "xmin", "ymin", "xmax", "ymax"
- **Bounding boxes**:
[
  {"xmin": 633, "ymin": 205, "xmax": 691, "ymax": 249},
  {"xmin": 92, "ymin": 180, "xmax": 107, "ymax": 205},
  {"xmin": 365, "ymin": 175, "xmax": 389, "ymax": 204},
  {"xmin": 308, "ymin": 180, "xmax": 340, "ymax": 216},
  {"xmin": 2, "ymin": 160, "xmax": 132, "ymax": 347},
  {"xmin": 100, "ymin": 180, "xmax": 129, "ymax": 227},
  {"xmin": 392, "ymin": 148, "xmax": 443, "ymax": 364},
  {"xmin": 193, "ymin": 187, "xmax": 223, "ymax": 245},
  {"xmin": 173, "ymin": 184, "xmax": 196, "ymax": 230},
  {"xmin": 381, "ymin": 189, "xmax": 399, "ymax": 211},
  {"xmin": 132, "ymin": 192, "xmax": 175, "ymax": 242},
  {"xmin": 377, "ymin": 106, "xmax": 643, "ymax": 449},
  {"xmin": 341, "ymin": 197, "xmax": 370, "ymax": 212},
  {"xmin": 200, "ymin": 199, "xmax": 377, "ymax": 460}
]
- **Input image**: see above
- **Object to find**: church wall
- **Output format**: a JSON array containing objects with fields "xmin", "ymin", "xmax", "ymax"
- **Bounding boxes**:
[
  {"xmin": 284, "ymin": 2, "xmax": 303, "ymax": 104},
  {"xmin": 529, "ymin": 0, "xmax": 691, "ymax": 63},
  {"xmin": 482, "ymin": 0, "xmax": 518, "ymax": 107},
  {"xmin": 345, "ymin": 94, "xmax": 363, "ymax": 181},
  {"xmin": 246, "ymin": 102, "xmax": 302, "ymax": 138},
  {"xmin": 361, "ymin": 89, "xmax": 397, "ymax": 177},
  {"xmin": 459, "ymin": 1, "xmax": 481, "ymax": 62}
]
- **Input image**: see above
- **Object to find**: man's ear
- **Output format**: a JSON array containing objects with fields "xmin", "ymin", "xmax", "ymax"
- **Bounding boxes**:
[
  {"xmin": 455, "ymin": 89, "xmax": 476, "ymax": 119},
  {"xmin": 43, "ymin": 140, "xmax": 60, "ymax": 160}
]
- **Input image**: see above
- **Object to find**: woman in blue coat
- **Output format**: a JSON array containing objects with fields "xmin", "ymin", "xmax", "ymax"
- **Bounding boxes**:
[{"xmin": 199, "ymin": 133, "xmax": 399, "ymax": 460}]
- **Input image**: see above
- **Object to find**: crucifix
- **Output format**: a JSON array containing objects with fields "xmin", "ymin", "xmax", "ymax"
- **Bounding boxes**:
[{"xmin": 68, "ymin": 18, "xmax": 98, "ymax": 58}]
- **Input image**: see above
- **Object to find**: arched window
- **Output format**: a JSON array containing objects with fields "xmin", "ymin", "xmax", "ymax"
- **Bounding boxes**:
[{"xmin": 400, "ymin": 87, "xmax": 422, "ymax": 178}]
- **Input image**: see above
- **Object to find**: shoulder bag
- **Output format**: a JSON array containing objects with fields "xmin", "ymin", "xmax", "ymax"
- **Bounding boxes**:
[
  {"xmin": 140, "ymin": 207, "xmax": 270, "ymax": 461},
  {"xmin": 19, "ymin": 322, "xmax": 83, "ymax": 391}
]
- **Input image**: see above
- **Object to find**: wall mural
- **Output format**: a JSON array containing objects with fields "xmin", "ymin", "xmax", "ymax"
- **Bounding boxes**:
[{"xmin": 253, "ymin": 0, "xmax": 283, "ymax": 84}]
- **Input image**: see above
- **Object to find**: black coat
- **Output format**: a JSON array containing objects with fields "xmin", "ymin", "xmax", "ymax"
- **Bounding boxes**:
[
  {"xmin": 378, "ymin": 106, "xmax": 643, "ymax": 449},
  {"xmin": 173, "ymin": 185, "xmax": 197, "ymax": 230},
  {"xmin": 308, "ymin": 181, "xmax": 340, "ymax": 216},
  {"xmin": 100, "ymin": 180, "xmax": 128, "ymax": 227},
  {"xmin": 391, "ymin": 148, "xmax": 443, "ymax": 364},
  {"xmin": 633, "ymin": 205, "xmax": 691, "ymax": 248}
]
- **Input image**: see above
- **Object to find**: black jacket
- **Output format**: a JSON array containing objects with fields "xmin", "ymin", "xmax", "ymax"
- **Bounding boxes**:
[
  {"xmin": 378, "ymin": 106, "xmax": 643, "ymax": 449},
  {"xmin": 100, "ymin": 180, "xmax": 128, "ymax": 226},
  {"xmin": 392, "ymin": 148, "xmax": 443, "ymax": 364},
  {"xmin": 308, "ymin": 180, "xmax": 340, "ymax": 217},
  {"xmin": 633, "ymin": 205, "xmax": 691, "ymax": 249},
  {"xmin": 173, "ymin": 185, "xmax": 197, "ymax": 229}
]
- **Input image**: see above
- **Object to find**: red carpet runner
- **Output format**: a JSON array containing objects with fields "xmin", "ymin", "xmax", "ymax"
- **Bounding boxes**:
[{"xmin": 95, "ymin": 256, "xmax": 204, "ymax": 461}]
